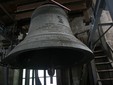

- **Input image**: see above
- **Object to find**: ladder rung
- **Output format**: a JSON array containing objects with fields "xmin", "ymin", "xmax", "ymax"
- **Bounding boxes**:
[
  {"xmin": 95, "ymin": 62, "xmax": 112, "ymax": 65},
  {"xmin": 97, "ymin": 69, "xmax": 113, "ymax": 72},
  {"xmin": 98, "ymin": 78, "xmax": 113, "ymax": 81},
  {"xmin": 95, "ymin": 56, "xmax": 106, "ymax": 59}
]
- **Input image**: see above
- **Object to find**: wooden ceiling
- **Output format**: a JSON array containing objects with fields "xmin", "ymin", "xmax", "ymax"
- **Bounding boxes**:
[{"xmin": 0, "ymin": 0, "xmax": 92, "ymax": 26}]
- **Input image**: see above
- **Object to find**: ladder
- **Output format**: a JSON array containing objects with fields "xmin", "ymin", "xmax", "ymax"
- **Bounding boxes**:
[{"xmin": 93, "ymin": 45, "xmax": 113, "ymax": 85}]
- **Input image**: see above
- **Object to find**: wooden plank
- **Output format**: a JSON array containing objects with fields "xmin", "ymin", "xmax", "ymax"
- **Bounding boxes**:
[
  {"xmin": 15, "ymin": 4, "xmax": 86, "ymax": 20},
  {"xmin": 17, "ymin": 0, "xmax": 85, "ymax": 12},
  {"xmin": 15, "ymin": 0, "xmax": 86, "ymax": 20},
  {"xmin": 15, "ymin": 11, "xmax": 33, "ymax": 20}
]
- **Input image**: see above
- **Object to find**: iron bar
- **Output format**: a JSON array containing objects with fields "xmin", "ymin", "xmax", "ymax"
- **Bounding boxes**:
[
  {"xmin": 25, "ymin": 69, "xmax": 30, "ymax": 85},
  {"xmin": 50, "ymin": 0, "xmax": 71, "ymax": 11},
  {"xmin": 94, "ymin": 24, "xmax": 113, "ymax": 46},
  {"xmin": 98, "ymin": 23, "xmax": 113, "ymax": 26},
  {"xmin": 32, "ymin": 70, "xmax": 34, "ymax": 85},
  {"xmin": 44, "ymin": 70, "xmax": 46, "ymax": 85},
  {"xmin": 35, "ymin": 70, "xmax": 42, "ymax": 85}
]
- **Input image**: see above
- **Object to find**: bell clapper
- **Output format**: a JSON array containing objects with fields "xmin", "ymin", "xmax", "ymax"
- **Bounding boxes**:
[{"xmin": 47, "ymin": 68, "xmax": 55, "ymax": 84}]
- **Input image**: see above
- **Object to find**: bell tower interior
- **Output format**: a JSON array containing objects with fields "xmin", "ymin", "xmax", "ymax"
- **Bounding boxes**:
[{"xmin": 0, "ymin": 0, "xmax": 113, "ymax": 85}]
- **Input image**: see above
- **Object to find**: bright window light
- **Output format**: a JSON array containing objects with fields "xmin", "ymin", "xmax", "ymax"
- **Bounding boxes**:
[{"xmin": 22, "ymin": 69, "xmax": 57, "ymax": 85}]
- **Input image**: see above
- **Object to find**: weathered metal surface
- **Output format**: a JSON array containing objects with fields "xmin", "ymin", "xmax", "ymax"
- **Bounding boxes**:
[{"xmin": 2, "ymin": 4, "xmax": 93, "ymax": 69}]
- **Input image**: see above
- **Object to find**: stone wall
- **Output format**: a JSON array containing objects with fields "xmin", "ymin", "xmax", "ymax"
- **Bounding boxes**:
[
  {"xmin": 100, "ymin": 10, "xmax": 113, "ymax": 49},
  {"xmin": 70, "ymin": 17, "xmax": 90, "ymax": 44}
]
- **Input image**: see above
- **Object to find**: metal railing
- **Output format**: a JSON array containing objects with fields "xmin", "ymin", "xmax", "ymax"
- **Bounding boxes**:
[{"xmin": 106, "ymin": 42, "xmax": 113, "ymax": 53}]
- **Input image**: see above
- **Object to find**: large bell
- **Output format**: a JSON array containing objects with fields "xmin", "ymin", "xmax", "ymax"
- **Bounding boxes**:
[{"xmin": 2, "ymin": 4, "xmax": 93, "ymax": 69}]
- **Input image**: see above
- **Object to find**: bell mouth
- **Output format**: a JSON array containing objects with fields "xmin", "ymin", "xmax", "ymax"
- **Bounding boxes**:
[{"xmin": 1, "ymin": 46, "xmax": 93, "ymax": 69}]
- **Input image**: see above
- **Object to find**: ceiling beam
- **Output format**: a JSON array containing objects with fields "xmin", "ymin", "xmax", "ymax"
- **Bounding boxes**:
[
  {"xmin": 15, "ymin": 11, "xmax": 32, "ymax": 20},
  {"xmin": 15, "ymin": 4, "xmax": 86, "ymax": 20},
  {"xmin": 16, "ymin": 1, "xmax": 47, "ymax": 12},
  {"xmin": 0, "ymin": 0, "xmax": 45, "ymax": 4},
  {"xmin": 16, "ymin": 0, "xmax": 85, "ymax": 12},
  {"xmin": 52, "ymin": 0, "xmax": 83, "ymax": 4},
  {"xmin": 0, "ymin": 4, "xmax": 15, "ymax": 22},
  {"xmin": 15, "ymin": 0, "xmax": 86, "ymax": 20}
]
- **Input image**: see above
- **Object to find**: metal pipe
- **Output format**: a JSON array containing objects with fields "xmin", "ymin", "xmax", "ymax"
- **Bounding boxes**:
[{"xmin": 50, "ymin": 0, "xmax": 71, "ymax": 11}]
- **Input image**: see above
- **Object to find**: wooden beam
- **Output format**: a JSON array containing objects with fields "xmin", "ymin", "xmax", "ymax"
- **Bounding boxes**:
[
  {"xmin": 55, "ymin": 0, "xmax": 83, "ymax": 3},
  {"xmin": 17, "ymin": 1, "xmax": 46, "ymax": 12},
  {"xmin": 17, "ymin": 0, "xmax": 84, "ymax": 12},
  {"xmin": 15, "ymin": 4, "xmax": 86, "ymax": 20},
  {"xmin": 15, "ymin": 0, "xmax": 86, "ymax": 20},
  {"xmin": 65, "ymin": 3, "xmax": 86, "ymax": 11},
  {"xmin": 15, "ymin": 11, "xmax": 33, "ymax": 20}
]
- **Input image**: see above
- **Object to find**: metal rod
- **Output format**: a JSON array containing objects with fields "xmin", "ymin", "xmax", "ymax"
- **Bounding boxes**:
[
  {"xmin": 32, "ymin": 70, "xmax": 34, "ymax": 85},
  {"xmin": 94, "ymin": 24, "xmax": 113, "ymax": 46},
  {"xmin": 35, "ymin": 70, "xmax": 42, "ymax": 85},
  {"xmin": 44, "ymin": 70, "xmax": 46, "ymax": 85},
  {"xmin": 50, "ymin": 0, "xmax": 71, "ymax": 11},
  {"xmin": 25, "ymin": 69, "xmax": 30, "ymax": 85},
  {"xmin": 98, "ymin": 23, "xmax": 113, "ymax": 26}
]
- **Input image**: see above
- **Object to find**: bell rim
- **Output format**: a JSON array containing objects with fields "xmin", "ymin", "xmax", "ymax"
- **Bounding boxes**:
[{"xmin": 1, "ymin": 46, "xmax": 94, "ymax": 69}]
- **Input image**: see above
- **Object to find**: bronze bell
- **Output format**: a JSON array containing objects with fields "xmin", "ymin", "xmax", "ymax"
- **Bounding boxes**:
[{"xmin": 2, "ymin": 4, "xmax": 93, "ymax": 69}]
